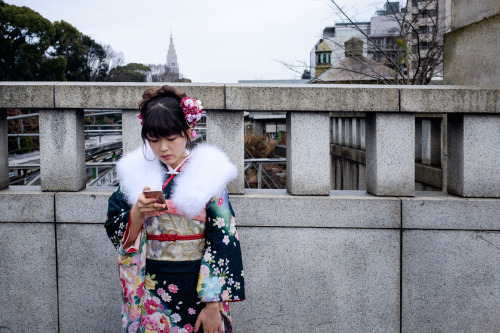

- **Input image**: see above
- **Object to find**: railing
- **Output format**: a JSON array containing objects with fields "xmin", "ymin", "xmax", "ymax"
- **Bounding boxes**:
[
  {"xmin": 2, "ymin": 83, "xmax": 498, "ymax": 197},
  {"xmin": 1, "ymin": 83, "xmax": 500, "ymax": 333}
]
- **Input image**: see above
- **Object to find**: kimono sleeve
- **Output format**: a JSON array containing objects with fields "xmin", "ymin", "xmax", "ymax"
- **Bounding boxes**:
[
  {"xmin": 197, "ymin": 187, "xmax": 245, "ymax": 302},
  {"xmin": 105, "ymin": 186, "xmax": 132, "ymax": 251}
]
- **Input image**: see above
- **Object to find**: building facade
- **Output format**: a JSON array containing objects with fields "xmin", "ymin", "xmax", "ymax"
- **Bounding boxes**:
[{"xmin": 166, "ymin": 33, "xmax": 180, "ymax": 81}]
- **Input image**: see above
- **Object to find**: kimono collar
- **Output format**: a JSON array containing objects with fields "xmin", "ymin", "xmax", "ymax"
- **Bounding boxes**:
[{"xmin": 117, "ymin": 143, "xmax": 237, "ymax": 219}]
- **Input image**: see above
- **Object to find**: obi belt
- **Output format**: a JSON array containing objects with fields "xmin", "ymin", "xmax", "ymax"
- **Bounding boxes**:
[{"xmin": 144, "ymin": 212, "xmax": 205, "ymax": 261}]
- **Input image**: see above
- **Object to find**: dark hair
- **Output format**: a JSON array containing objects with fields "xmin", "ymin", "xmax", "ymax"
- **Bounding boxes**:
[{"xmin": 138, "ymin": 85, "xmax": 191, "ymax": 145}]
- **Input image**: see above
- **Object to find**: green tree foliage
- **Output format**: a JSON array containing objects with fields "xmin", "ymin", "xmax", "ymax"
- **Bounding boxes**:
[
  {"xmin": 0, "ymin": 1, "xmax": 109, "ymax": 81},
  {"xmin": 52, "ymin": 21, "xmax": 108, "ymax": 81},
  {"xmin": 106, "ymin": 63, "xmax": 151, "ymax": 82},
  {"xmin": 0, "ymin": 1, "xmax": 65, "ymax": 80}
]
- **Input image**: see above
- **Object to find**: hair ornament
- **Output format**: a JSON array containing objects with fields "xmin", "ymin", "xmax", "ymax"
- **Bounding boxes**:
[
  {"xmin": 181, "ymin": 96, "xmax": 203, "ymax": 139},
  {"xmin": 137, "ymin": 113, "xmax": 143, "ymax": 125}
]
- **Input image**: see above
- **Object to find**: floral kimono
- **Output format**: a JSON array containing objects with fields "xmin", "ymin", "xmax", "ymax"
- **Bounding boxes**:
[{"xmin": 105, "ymin": 143, "xmax": 245, "ymax": 333}]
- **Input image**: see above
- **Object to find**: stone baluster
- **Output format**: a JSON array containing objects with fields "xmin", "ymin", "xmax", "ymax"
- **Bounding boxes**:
[
  {"xmin": 415, "ymin": 118, "xmax": 422, "ymax": 163},
  {"xmin": 39, "ymin": 109, "xmax": 86, "ymax": 191},
  {"xmin": 366, "ymin": 113, "xmax": 415, "ymax": 196},
  {"xmin": 0, "ymin": 110, "xmax": 8, "ymax": 189},
  {"xmin": 286, "ymin": 112, "xmax": 330, "ymax": 195},
  {"xmin": 121, "ymin": 109, "xmax": 143, "ymax": 154},
  {"xmin": 448, "ymin": 114, "xmax": 500, "ymax": 197},
  {"xmin": 422, "ymin": 118, "xmax": 441, "ymax": 166},
  {"xmin": 206, "ymin": 110, "xmax": 244, "ymax": 194}
]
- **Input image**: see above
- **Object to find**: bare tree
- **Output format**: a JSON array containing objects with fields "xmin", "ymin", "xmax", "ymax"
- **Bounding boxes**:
[
  {"xmin": 280, "ymin": 0, "xmax": 448, "ymax": 85},
  {"xmin": 103, "ymin": 44, "xmax": 125, "ymax": 73}
]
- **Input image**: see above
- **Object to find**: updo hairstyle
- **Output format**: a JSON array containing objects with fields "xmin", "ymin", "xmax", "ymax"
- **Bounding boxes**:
[{"xmin": 138, "ymin": 85, "xmax": 191, "ymax": 145}]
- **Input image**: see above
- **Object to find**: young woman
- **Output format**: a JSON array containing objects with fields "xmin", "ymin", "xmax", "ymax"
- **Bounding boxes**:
[{"xmin": 105, "ymin": 85, "xmax": 245, "ymax": 333}]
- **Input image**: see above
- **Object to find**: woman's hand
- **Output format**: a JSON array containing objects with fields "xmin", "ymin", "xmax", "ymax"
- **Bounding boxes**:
[
  {"xmin": 194, "ymin": 302, "xmax": 223, "ymax": 333},
  {"xmin": 132, "ymin": 186, "xmax": 167, "ymax": 217},
  {"xmin": 123, "ymin": 187, "xmax": 167, "ymax": 248}
]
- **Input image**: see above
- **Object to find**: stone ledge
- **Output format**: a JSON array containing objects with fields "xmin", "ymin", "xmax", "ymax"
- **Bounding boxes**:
[
  {"xmin": 55, "ymin": 188, "xmax": 114, "ymax": 223},
  {"xmin": 225, "ymin": 84, "xmax": 399, "ymax": 112},
  {"xmin": 400, "ymin": 85, "xmax": 500, "ymax": 113},
  {"xmin": 231, "ymin": 190, "xmax": 401, "ymax": 228},
  {"xmin": 54, "ymin": 82, "xmax": 225, "ymax": 109},
  {"xmin": 402, "ymin": 192, "xmax": 500, "ymax": 230},
  {"xmin": 0, "ymin": 82, "xmax": 54, "ymax": 108},
  {"xmin": 0, "ymin": 186, "xmax": 54, "ymax": 222}
]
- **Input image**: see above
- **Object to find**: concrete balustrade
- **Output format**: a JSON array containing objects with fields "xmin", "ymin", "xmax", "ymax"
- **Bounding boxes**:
[
  {"xmin": 206, "ymin": 110, "xmax": 245, "ymax": 194},
  {"xmin": 1, "ymin": 83, "xmax": 500, "ymax": 332},
  {"xmin": 39, "ymin": 109, "xmax": 87, "ymax": 191},
  {"xmin": 0, "ymin": 110, "xmax": 8, "ymax": 189},
  {"xmin": 366, "ymin": 113, "xmax": 415, "ymax": 196},
  {"xmin": 286, "ymin": 111, "xmax": 330, "ymax": 195},
  {"xmin": 121, "ymin": 109, "xmax": 143, "ymax": 154},
  {"xmin": 448, "ymin": 114, "xmax": 500, "ymax": 197}
]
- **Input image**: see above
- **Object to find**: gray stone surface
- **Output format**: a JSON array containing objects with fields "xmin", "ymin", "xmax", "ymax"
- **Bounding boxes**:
[
  {"xmin": 403, "ymin": 230, "xmax": 500, "ymax": 332},
  {"xmin": 232, "ymin": 227, "xmax": 400, "ymax": 333},
  {"xmin": 451, "ymin": 0, "xmax": 500, "ymax": 30},
  {"xmin": 402, "ymin": 192, "xmax": 500, "ymax": 230},
  {"xmin": 448, "ymin": 114, "xmax": 500, "ymax": 197},
  {"xmin": 400, "ymin": 86, "xmax": 500, "ymax": 112},
  {"xmin": 57, "ymin": 223, "xmax": 122, "ymax": 333},
  {"xmin": 0, "ymin": 82, "xmax": 54, "ymax": 108},
  {"xmin": 225, "ymin": 84, "xmax": 399, "ymax": 112},
  {"xmin": 206, "ymin": 110, "xmax": 244, "ymax": 194},
  {"xmin": 0, "ymin": 223, "xmax": 58, "ymax": 332},
  {"xmin": 39, "ymin": 109, "xmax": 86, "ymax": 191},
  {"xmin": 287, "ymin": 112, "xmax": 330, "ymax": 195},
  {"xmin": 444, "ymin": 14, "xmax": 500, "ymax": 86},
  {"xmin": 121, "ymin": 109, "xmax": 143, "ymax": 154},
  {"xmin": 54, "ymin": 83, "xmax": 225, "ymax": 109},
  {"xmin": 231, "ymin": 191, "xmax": 400, "ymax": 228},
  {"xmin": 366, "ymin": 113, "xmax": 415, "ymax": 196},
  {"xmin": 0, "ymin": 110, "xmax": 8, "ymax": 189},
  {"xmin": 56, "ymin": 189, "xmax": 113, "ymax": 223},
  {"xmin": 0, "ymin": 186, "xmax": 54, "ymax": 222}
]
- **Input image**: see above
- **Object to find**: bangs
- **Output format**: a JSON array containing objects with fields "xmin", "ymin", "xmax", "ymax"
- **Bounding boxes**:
[{"xmin": 141, "ymin": 104, "xmax": 187, "ymax": 139}]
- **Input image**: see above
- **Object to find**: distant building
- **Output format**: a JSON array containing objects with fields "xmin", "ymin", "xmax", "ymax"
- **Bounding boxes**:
[
  {"xmin": 405, "ymin": 0, "xmax": 450, "ymax": 82},
  {"xmin": 367, "ymin": 2, "xmax": 404, "ymax": 69},
  {"xmin": 309, "ymin": 0, "xmax": 450, "ymax": 83},
  {"xmin": 166, "ymin": 34, "xmax": 180, "ymax": 81},
  {"xmin": 309, "ymin": 22, "xmax": 370, "ymax": 77},
  {"xmin": 311, "ymin": 37, "xmax": 395, "ymax": 84}
]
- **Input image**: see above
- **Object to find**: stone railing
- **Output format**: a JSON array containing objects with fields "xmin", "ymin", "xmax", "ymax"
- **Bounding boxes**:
[{"xmin": 1, "ymin": 83, "xmax": 500, "ymax": 333}]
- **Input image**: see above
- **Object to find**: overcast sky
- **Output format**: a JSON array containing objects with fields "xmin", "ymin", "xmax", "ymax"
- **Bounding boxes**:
[{"xmin": 7, "ymin": 0, "xmax": 386, "ymax": 83}]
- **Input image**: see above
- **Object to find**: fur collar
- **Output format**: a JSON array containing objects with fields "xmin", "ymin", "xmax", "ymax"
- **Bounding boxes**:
[{"xmin": 117, "ymin": 143, "xmax": 237, "ymax": 219}]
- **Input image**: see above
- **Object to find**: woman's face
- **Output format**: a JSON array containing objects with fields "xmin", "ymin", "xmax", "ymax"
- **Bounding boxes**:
[{"xmin": 147, "ymin": 130, "xmax": 190, "ymax": 169}]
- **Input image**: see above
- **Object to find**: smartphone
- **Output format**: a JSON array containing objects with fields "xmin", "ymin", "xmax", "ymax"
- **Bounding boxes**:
[{"xmin": 143, "ymin": 190, "xmax": 166, "ymax": 205}]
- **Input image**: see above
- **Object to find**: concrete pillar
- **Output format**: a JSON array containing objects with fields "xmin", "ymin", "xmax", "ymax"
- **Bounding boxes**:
[
  {"xmin": 206, "ymin": 110, "xmax": 244, "ymax": 194},
  {"xmin": 121, "ymin": 109, "xmax": 143, "ymax": 154},
  {"xmin": 447, "ymin": 114, "xmax": 500, "ymax": 197},
  {"xmin": 415, "ymin": 118, "xmax": 422, "ymax": 163},
  {"xmin": 331, "ymin": 118, "xmax": 337, "ymax": 144},
  {"xmin": 0, "ymin": 110, "xmax": 8, "ymax": 189},
  {"xmin": 366, "ymin": 113, "xmax": 415, "ymax": 196},
  {"xmin": 39, "ymin": 109, "xmax": 86, "ymax": 191},
  {"xmin": 286, "ymin": 112, "xmax": 330, "ymax": 195},
  {"xmin": 422, "ymin": 118, "xmax": 441, "ymax": 166}
]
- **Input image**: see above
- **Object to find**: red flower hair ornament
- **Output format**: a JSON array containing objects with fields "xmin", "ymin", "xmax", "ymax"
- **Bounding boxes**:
[{"xmin": 137, "ymin": 96, "xmax": 203, "ymax": 139}]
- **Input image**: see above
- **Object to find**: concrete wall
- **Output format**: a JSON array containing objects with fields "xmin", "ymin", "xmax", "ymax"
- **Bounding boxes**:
[
  {"xmin": 444, "ymin": 0, "xmax": 500, "ymax": 86},
  {"xmin": 2, "ymin": 187, "xmax": 500, "ymax": 332},
  {"xmin": 1, "ymin": 83, "xmax": 500, "ymax": 332}
]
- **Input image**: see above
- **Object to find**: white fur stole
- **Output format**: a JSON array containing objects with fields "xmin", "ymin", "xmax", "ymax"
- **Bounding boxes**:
[{"xmin": 117, "ymin": 143, "xmax": 237, "ymax": 219}]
